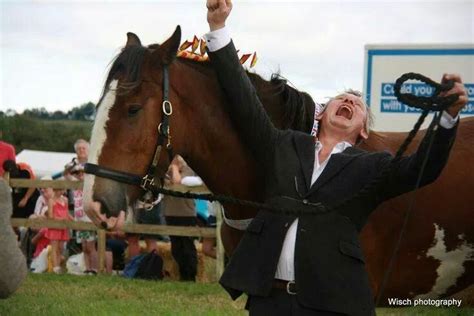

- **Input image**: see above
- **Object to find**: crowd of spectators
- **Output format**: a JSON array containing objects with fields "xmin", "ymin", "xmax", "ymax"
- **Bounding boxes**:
[{"xmin": 1, "ymin": 133, "xmax": 218, "ymax": 295}]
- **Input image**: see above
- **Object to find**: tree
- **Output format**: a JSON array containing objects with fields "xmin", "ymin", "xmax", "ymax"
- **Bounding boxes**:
[
  {"xmin": 67, "ymin": 102, "xmax": 96, "ymax": 121},
  {"xmin": 0, "ymin": 116, "xmax": 92, "ymax": 152}
]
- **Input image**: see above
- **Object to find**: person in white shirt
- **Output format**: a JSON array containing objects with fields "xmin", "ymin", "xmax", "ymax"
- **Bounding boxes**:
[{"xmin": 205, "ymin": 1, "xmax": 467, "ymax": 315}]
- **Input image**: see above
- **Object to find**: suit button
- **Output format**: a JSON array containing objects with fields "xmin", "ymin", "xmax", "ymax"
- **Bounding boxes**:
[{"xmin": 302, "ymin": 199, "xmax": 308, "ymax": 204}]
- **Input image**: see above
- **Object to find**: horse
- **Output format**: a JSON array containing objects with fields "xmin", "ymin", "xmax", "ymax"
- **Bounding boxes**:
[{"xmin": 83, "ymin": 26, "xmax": 474, "ymax": 304}]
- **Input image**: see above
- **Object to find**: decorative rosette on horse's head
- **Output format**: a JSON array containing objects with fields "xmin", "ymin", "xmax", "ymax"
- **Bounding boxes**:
[{"xmin": 177, "ymin": 35, "xmax": 257, "ymax": 68}]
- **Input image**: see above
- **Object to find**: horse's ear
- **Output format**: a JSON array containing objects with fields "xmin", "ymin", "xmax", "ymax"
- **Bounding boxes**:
[
  {"xmin": 126, "ymin": 32, "xmax": 142, "ymax": 47},
  {"xmin": 152, "ymin": 25, "xmax": 181, "ymax": 65}
]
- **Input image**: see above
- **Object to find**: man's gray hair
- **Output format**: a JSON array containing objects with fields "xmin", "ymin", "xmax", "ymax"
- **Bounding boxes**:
[
  {"xmin": 323, "ymin": 89, "xmax": 374, "ymax": 139},
  {"xmin": 74, "ymin": 139, "xmax": 89, "ymax": 151}
]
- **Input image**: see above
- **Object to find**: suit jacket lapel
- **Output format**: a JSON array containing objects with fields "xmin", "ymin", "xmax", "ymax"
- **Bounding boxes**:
[
  {"xmin": 306, "ymin": 147, "xmax": 363, "ymax": 196},
  {"xmin": 293, "ymin": 133, "xmax": 315, "ymax": 193}
]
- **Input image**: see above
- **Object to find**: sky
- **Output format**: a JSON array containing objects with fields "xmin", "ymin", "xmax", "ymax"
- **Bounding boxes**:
[{"xmin": 1, "ymin": 0, "xmax": 473, "ymax": 113}]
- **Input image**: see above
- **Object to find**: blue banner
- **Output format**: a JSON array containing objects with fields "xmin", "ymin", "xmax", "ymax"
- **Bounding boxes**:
[{"xmin": 380, "ymin": 83, "xmax": 474, "ymax": 114}]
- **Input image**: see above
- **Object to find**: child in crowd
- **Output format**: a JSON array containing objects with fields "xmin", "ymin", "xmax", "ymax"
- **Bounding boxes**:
[
  {"xmin": 29, "ymin": 179, "xmax": 54, "ymax": 266},
  {"xmin": 45, "ymin": 188, "xmax": 72, "ymax": 274},
  {"xmin": 72, "ymin": 166, "xmax": 98, "ymax": 275},
  {"xmin": 30, "ymin": 176, "xmax": 54, "ymax": 220}
]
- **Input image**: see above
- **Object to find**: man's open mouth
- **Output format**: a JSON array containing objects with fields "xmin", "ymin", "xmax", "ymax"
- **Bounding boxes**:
[{"xmin": 336, "ymin": 105, "xmax": 353, "ymax": 120}]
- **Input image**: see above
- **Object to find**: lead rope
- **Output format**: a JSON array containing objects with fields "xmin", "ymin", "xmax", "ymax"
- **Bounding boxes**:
[{"xmin": 359, "ymin": 73, "xmax": 457, "ymax": 306}]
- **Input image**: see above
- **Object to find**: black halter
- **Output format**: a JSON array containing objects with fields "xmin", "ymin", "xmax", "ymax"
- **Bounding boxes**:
[{"xmin": 84, "ymin": 65, "xmax": 173, "ymax": 198}]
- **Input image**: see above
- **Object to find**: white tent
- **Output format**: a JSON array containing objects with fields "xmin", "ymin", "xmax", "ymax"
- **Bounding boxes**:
[{"xmin": 16, "ymin": 149, "xmax": 76, "ymax": 178}]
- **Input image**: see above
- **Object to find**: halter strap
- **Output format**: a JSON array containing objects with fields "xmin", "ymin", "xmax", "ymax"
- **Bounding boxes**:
[{"xmin": 85, "ymin": 65, "xmax": 174, "ymax": 202}]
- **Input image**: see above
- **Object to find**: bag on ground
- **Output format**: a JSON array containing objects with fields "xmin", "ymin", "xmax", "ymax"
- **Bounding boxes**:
[
  {"xmin": 122, "ymin": 254, "xmax": 145, "ymax": 278},
  {"xmin": 66, "ymin": 252, "xmax": 86, "ymax": 275},
  {"xmin": 30, "ymin": 246, "xmax": 49, "ymax": 273},
  {"xmin": 135, "ymin": 250, "xmax": 164, "ymax": 280}
]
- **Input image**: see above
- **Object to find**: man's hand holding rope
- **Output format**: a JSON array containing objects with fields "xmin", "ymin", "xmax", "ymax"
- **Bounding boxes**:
[{"xmin": 441, "ymin": 73, "xmax": 468, "ymax": 117}]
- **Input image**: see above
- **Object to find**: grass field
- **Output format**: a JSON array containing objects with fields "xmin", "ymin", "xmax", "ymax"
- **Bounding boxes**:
[{"xmin": 0, "ymin": 274, "xmax": 472, "ymax": 316}]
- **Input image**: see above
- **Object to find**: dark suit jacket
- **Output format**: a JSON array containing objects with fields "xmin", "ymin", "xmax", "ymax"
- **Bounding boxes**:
[{"xmin": 208, "ymin": 41, "xmax": 457, "ymax": 316}]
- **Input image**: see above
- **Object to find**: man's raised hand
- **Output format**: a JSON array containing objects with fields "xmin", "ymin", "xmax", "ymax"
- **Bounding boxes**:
[{"xmin": 207, "ymin": 0, "xmax": 232, "ymax": 31}]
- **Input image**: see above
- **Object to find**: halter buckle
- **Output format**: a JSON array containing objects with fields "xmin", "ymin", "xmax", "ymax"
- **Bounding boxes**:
[
  {"xmin": 158, "ymin": 123, "xmax": 170, "ymax": 136},
  {"xmin": 141, "ymin": 174, "xmax": 155, "ymax": 190},
  {"xmin": 162, "ymin": 100, "xmax": 173, "ymax": 115}
]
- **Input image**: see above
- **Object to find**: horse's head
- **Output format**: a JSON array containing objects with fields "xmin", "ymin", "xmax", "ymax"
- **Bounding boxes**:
[{"xmin": 83, "ymin": 27, "xmax": 183, "ymax": 228}]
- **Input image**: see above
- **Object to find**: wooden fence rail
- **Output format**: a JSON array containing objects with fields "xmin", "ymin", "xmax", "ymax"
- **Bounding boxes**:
[{"xmin": 6, "ymin": 175, "xmax": 225, "ymax": 277}]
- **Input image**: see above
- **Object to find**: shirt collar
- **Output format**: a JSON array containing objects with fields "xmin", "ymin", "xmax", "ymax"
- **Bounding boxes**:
[{"xmin": 315, "ymin": 140, "xmax": 352, "ymax": 154}]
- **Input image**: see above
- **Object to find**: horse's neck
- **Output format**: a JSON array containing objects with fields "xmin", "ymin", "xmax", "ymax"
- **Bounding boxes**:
[{"xmin": 171, "ymin": 62, "xmax": 261, "ymax": 220}]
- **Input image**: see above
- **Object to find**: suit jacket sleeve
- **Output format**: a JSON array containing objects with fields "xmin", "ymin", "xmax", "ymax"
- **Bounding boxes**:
[
  {"xmin": 208, "ymin": 41, "xmax": 280, "ymax": 165},
  {"xmin": 377, "ymin": 123, "xmax": 458, "ymax": 202}
]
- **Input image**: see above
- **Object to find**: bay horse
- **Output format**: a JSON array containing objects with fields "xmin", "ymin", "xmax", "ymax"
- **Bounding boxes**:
[{"xmin": 83, "ymin": 26, "xmax": 473, "ymax": 304}]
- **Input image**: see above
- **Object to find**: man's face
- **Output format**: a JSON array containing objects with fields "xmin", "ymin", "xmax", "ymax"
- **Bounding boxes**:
[
  {"xmin": 318, "ymin": 93, "xmax": 368, "ymax": 143},
  {"xmin": 76, "ymin": 143, "xmax": 89, "ymax": 160}
]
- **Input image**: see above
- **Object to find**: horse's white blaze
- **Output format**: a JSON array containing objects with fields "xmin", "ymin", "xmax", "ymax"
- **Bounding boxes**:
[
  {"xmin": 83, "ymin": 80, "xmax": 118, "ymax": 209},
  {"xmin": 415, "ymin": 223, "xmax": 474, "ymax": 299}
]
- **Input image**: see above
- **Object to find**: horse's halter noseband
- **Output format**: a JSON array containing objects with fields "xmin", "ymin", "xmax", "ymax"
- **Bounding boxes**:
[{"xmin": 84, "ymin": 65, "xmax": 174, "ymax": 202}]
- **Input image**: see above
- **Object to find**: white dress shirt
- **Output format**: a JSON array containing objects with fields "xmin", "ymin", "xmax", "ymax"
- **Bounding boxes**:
[
  {"xmin": 204, "ymin": 26, "xmax": 459, "ymax": 281},
  {"xmin": 275, "ymin": 141, "xmax": 352, "ymax": 280}
]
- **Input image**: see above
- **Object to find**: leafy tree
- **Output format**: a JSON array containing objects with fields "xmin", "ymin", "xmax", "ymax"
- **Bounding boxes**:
[
  {"xmin": 0, "ymin": 101, "xmax": 96, "ymax": 153},
  {"xmin": 67, "ymin": 102, "xmax": 96, "ymax": 121},
  {"xmin": 0, "ymin": 115, "xmax": 92, "ymax": 153}
]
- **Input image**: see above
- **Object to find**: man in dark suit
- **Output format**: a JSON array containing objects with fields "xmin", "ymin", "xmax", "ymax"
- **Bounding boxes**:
[{"xmin": 205, "ymin": 1, "xmax": 468, "ymax": 315}]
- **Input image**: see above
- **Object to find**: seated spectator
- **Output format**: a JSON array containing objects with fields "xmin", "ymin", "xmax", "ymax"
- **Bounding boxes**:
[
  {"xmin": 0, "ymin": 179, "xmax": 27, "ymax": 298},
  {"xmin": 126, "ymin": 201, "xmax": 163, "ymax": 260},
  {"xmin": 106, "ymin": 231, "xmax": 128, "ymax": 274}
]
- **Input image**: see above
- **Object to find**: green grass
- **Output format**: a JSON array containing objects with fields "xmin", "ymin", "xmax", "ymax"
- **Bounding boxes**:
[
  {"xmin": 0, "ymin": 274, "xmax": 472, "ymax": 316},
  {"xmin": 1, "ymin": 274, "xmax": 246, "ymax": 316}
]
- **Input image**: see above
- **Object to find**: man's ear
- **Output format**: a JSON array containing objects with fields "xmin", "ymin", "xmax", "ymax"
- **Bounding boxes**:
[{"xmin": 359, "ymin": 128, "xmax": 369, "ymax": 140}]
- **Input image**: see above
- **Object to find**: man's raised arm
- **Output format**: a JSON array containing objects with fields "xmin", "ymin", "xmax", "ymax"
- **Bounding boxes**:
[{"xmin": 205, "ymin": 0, "xmax": 280, "ymax": 163}]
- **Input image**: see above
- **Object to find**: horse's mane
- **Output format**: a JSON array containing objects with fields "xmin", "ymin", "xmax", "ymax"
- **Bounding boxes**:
[
  {"xmin": 102, "ymin": 44, "xmax": 315, "ymax": 133},
  {"xmin": 101, "ymin": 45, "xmax": 149, "ymax": 99}
]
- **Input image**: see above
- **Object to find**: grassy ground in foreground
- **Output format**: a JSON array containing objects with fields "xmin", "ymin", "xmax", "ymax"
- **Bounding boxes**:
[{"xmin": 0, "ymin": 274, "xmax": 472, "ymax": 316}]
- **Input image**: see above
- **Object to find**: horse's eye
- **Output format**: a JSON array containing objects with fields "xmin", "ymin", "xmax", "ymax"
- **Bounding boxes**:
[{"xmin": 127, "ymin": 104, "xmax": 142, "ymax": 117}]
